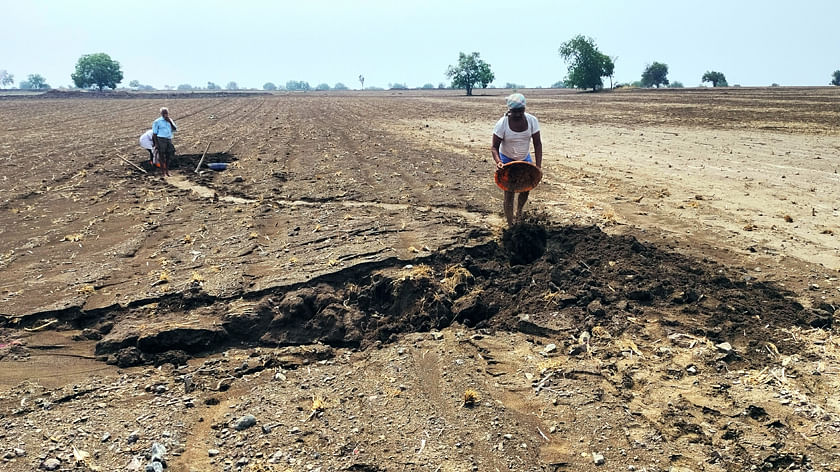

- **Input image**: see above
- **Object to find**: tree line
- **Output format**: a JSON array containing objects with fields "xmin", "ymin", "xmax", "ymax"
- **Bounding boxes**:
[{"xmin": 2, "ymin": 47, "xmax": 840, "ymax": 93}]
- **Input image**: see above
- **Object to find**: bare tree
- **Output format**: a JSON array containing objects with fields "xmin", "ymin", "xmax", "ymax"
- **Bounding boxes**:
[
  {"xmin": 0, "ymin": 70, "xmax": 14, "ymax": 88},
  {"xmin": 359, "ymin": 75, "xmax": 364, "ymax": 90}
]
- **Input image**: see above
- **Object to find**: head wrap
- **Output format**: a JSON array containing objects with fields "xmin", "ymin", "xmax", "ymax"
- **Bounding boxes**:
[{"xmin": 506, "ymin": 93, "xmax": 526, "ymax": 110}]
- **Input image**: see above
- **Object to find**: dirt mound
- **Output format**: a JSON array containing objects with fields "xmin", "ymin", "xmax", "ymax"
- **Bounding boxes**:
[{"xmin": 89, "ymin": 219, "xmax": 832, "ymax": 368}]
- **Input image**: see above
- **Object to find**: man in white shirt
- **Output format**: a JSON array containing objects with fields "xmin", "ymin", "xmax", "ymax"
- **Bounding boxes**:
[
  {"xmin": 139, "ymin": 129, "xmax": 156, "ymax": 164},
  {"xmin": 491, "ymin": 93, "xmax": 543, "ymax": 225}
]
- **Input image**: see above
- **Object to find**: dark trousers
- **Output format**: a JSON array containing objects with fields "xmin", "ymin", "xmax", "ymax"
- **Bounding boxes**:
[{"xmin": 157, "ymin": 137, "xmax": 175, "ymax": 162}]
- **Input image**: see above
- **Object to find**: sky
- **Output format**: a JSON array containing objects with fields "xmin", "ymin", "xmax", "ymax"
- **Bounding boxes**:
[{"xmin": 2, "ymin": 0, "xmax": 839, "ymax": 90}]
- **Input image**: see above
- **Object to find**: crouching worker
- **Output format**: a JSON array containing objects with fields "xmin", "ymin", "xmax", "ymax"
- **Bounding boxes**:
[{"xmin": 139, "ymin": 129, "xmax": 157, "ymax": 166}]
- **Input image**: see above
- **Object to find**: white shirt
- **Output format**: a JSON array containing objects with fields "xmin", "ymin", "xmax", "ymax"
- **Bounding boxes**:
[
  {"xmin": 139, "ymin": 129, "xmax": 154, "ymax": 150},
  {"xmin": 493, "ymin": 113, "xmax": 540, "ymax": 160}
]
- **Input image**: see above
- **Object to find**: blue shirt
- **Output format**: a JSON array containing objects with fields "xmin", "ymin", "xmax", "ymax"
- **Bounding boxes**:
[{"xmin": 153, "ymin": 116, "xmax": 175, "ymax": 139}]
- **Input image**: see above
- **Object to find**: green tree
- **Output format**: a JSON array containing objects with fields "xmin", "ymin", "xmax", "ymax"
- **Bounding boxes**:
[
  {"xmin": 176, "ymin": 84, "xmax": 193, "ymax": 90},
  {"xmin": 669, "ymin": 81, "xmax": 684, "ymax": 88},
  {"xmin": 226, "ymin": 81, "xmax": 238, "ymax": 90},
  {"xmin": 20, "ymin": 74, "xmax": 49, "ymax": 89},
  {"xmin": 421, "ymin": 83, "xmax": 434, "ymax": 89},
  {"xmin": 641, "ymin": 62, "xmax": 669, "ymax": 88},
  {"xmin": 206, "ymin": 82, "xmax": 221, "ymax": 90},
  {"xmin": 831, "ymin": 70, "xmax": 840, "ymax": 86},
  {"xmin": 701, "ymin": 71, "xmax": 728, "ymax": 87},
  {"xmin": 128, "ymin": 79, "xmax": 141, "ymax": 89},
  {"xmin": 334, "ymin": 82, "xmax": 348, "ymax": 90},
  {"xmin": 477, "ymin": 61, "xmax": 493, "ymax": 88},
  {"xmin": 263, "ymin": 82, "xmax": 277, "ymax": 91},
  {"xmin": 71, "ymin": 53, "xmax": 123, "ymax": 91},
  {"xmin": 0, "ymin": 70, "xmax": 13, "ymax": 88},
  {"xmin": 551, "ymin": 80, "xmax": 566, "ymax": 88},
  {"xmin": 315, "ymin": 83, "xmax": 331, "ymax": 91},
  {"xmin": 286, "ymin": 80, "xmax": 310, "ymax": 91},
  {"xmin": 558, "ymin": 36, "xmax": 614, "ymax": 91},
  {"xmin": 446, "ymin": 51, "xmax": 494, "ymax": 96}
]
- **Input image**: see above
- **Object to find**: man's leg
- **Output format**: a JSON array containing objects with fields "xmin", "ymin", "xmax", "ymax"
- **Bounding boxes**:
[
  {"xmin": 163, "ymin": 144, "xmax": 171, "ymax": 176},
  {"xmin": 160, "ymin": 140, "xmax": 172, "ymax": 176},
  {"xmin": 515, "ymin": 191, "xmax": 529, "ymax": 222},
  {"xmin": 504, "ymin": 191, "xmax": 515, "ymax": 226}
]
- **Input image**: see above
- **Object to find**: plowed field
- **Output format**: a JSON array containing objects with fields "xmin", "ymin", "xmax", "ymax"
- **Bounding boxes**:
[{"xmin": 1, "ymin": 87, "xmax": 839, "ymax": 471}]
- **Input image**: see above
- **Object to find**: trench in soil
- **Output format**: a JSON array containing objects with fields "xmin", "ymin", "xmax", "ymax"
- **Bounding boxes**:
[{"xmin": 12, "ymin": 217, "xmax": 831, "ymax": 369}]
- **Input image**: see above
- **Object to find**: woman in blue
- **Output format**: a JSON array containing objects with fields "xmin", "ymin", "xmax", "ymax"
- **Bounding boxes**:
[{"xmin": 491, "ymin": 93, "xmax": 543, "ymax": 225}]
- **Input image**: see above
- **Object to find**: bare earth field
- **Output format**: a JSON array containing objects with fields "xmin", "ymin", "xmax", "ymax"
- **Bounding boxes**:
[{"xmin": 0, "ymin": 87, "xmax": 839, "ymax": 471}]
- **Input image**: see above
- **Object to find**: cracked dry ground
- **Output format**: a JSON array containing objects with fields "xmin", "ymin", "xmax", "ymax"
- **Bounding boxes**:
[{"xmin": 1, "ymin": 88, "xmax": 840, "ymax": 471}]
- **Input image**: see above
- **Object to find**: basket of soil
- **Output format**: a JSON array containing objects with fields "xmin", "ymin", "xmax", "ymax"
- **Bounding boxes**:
[{"xmin": 495, "ymin": 161, "xmax": 542, "ymax": 192}]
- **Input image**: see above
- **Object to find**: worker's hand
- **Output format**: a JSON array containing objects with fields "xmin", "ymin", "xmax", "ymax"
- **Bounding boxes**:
[{"xmin": 496, "ymin": 160, "xmax": 505, "ymax": 170}]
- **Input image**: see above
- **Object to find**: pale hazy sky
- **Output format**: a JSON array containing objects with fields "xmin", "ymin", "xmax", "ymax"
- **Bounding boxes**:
[{"xmin": 2, "ymin": 0, "xmax": 839, "ymax": 89}]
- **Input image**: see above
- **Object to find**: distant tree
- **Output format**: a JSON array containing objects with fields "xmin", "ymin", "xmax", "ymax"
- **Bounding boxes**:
[
  {"xmin": 0, "ymin": 70, "xmax": 14, "ymax": 88},
  {"xmin": 176, "ymin": 84, "xmax": 194, "ymax": 90},
  {"xmin": 286, "ymin": 80, "xmax": 310, "ymax": 91},
  {"xmin": 333, "ymin": 82, "xmax": 348, "ymax": 90},
  {"xmin": 669, "ymin": 81, "xmax": 684, "ymax": 88},
  {"xmin": 771, "ymin": 83, "xmax": 780, "ymax": 87},
  {"xmin": 551, "ymin": 80, "xmax": 566, "ymax": 88},
  {"xmin": 206, "ymin": 82, "xmax": 221, "ymax": 90},
  {"xmin": 446, "ymin": 51, "xmax": 494, "ymax": 96},
  {"xmin": 358, "ymin": 75, "xmax": 364, "ymax": 89},
  {"xmin": 226, "ymin": 81, "xmax": 238, "ymax": 90},
  {"xmin": 558, "ymin": 35, "xmax": 614, "ymax": 91},
  {"xmin": 364, "ymin": 86, "xmax": 384, "ymax": 91},
  {"xmin": 20, "ymin": 74, "xmax": 49, "ymax": 90},
  {"xmin": 421, "ymin": 83, "xmax": 435, "ymax": 89},
  {"xmin": 128, "ymin": 79, "xmax": 141, "ymax": 89},
  {"xmin": 605, "ymin": 56, "xmax": 618, "ymax": 88},
  {"xmin": 477, "ymin": 61, "xmax": 493, "ymax": 89},
  {"xmin": 71, "ymin": 53, "xmax": 123, "ymax": 91},
  {"xmin": 641, "ymin": 62, "xmax": 669, "ymax": 88},
  {"xmin": 630, "ymin": 81, "xmax": 643, "ymax": 88},
  {"xmin": 831, "ymin": 70, "xmax": 840, "ymax": 86},
  {"xmin": 314, "ymin": 83, "xmax": 330, "ymax": 91},
  {"xmin": 504, "ymin": 82, "xmax": 525, "ymax": 89},
  {"xmin": 388, "ymin": 83, "xmax": 407, "ymax": 90},
  {"xmin": 263, "ymin": 82, "xmax": 277, "ymax": 91},
  {"xmin": 438, "ymin": 83, "xmax": 446, "ymax": 89},
  {"xmin": 701, "ymin": 71, "xmax": 728, "ymax": 87}
]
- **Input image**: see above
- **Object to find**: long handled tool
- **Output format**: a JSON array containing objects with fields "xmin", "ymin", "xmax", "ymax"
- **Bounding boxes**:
[
  {"xmin": 194, "ymin": 142, "xmax": 212, "ymax": 173},
  {"xmin": 117, "ymin": 153, "xmax": 148, "ymax": 174}
]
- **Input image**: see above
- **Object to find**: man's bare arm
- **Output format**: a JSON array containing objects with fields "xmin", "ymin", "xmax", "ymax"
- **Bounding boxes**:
[{"xmin": 532, "ymin": 131, "xmax": 542, "ymax": 168}]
